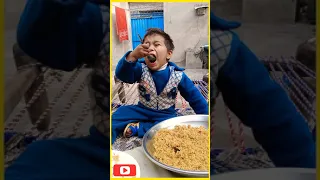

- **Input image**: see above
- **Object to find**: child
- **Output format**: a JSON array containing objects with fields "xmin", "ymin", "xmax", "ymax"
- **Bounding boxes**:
[
  {"xmin": 4, "ymin": 0, "xmax": 315, "ymax": 178},
  {"xmin": 112, "ymin": 28, "xmax": 209, "ymax": 143}
]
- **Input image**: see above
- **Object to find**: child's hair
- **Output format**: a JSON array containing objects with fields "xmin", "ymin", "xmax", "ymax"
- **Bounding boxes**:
[{"xmin": 143, "ymin": 28, "xmax": 175, "ymax": 51}]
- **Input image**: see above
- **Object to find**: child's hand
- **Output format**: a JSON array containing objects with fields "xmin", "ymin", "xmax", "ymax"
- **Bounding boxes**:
[{"xmin": 126, "ymin": 43, "xmax": 151, "ymax": 61}]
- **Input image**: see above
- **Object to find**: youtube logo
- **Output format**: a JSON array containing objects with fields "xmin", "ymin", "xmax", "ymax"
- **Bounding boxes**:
[
  {"xmin": 113, "ymin": 164, "xmax": 136, "ymax": 177},
  {"xmin": 112, "ymin": 150, "xmax": 140, "ymax": 178}
]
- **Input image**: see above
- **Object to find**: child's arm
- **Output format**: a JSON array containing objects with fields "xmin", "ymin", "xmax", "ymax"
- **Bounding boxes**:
[
  {"xmin": 213, "ymin": 31, "xmax": 315, "ymax": 168},
  {"xmin": 178, "ymin": 73, "xmax": 209, "ymax": 114},
  {"xmin": 115, "ymin": 43, "xmax": 152, "ymax": 83},
  {"xmin": 115, "ymin": 51, "xmax": 143, "ymax": 84},
  {"xmin": 17, "ymin": 0, "xmax": 103, "ymax": 71}
]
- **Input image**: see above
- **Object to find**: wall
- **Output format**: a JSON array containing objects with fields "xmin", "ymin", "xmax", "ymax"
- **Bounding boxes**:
[
  {"xmin": 242, "ymin": 0, "xmax": 297, "ymax": 23},
  {"xmin": 163, "ymin": 3, "xmax": 209, "ymax": 67},
  {"xmin": 111, "ymin": 2, "xmax": 133, "ymax": 70},
  {"xmin": 129, "ymin": 2, "xmax": 163, "ymax": 11},
  {"xmin": 211, "ymin": 0, "xmax": 297, "ymax": 24},
  {"xmin": 111, "ymin": 2, "xmax": 209, "ymax": 69},
  {"xmin": 5, "ymin": 0, "xmax": 26, "ymax": 30},
  {"xmin": 211, "ymin": 0, "xmax": 243, "ymax": 22}
]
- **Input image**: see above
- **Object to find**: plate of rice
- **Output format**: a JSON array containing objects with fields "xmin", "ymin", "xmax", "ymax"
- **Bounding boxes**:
[{"xmin": 142, "ymin": 115, "xmax": 209, "ymax": 177}]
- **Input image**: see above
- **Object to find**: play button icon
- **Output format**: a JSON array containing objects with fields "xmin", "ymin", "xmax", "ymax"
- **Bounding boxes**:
[
  {"xmin": 120, "ymin": 166, "xmax": 130, "ymax": 175},
  {"xmin": 113, "ymin": 164, "xmax": 136, "ymax": 177},
  {"xmin": 112, "ymin": 150, "xmax": 140, "ymax": 177}
]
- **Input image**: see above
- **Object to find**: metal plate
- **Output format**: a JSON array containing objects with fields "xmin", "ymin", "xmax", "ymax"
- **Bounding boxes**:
[
  {"xmin": 211, "ymin": 168, "xmax": 316, "ymax": 180},
  {"xmin": 142, "ymin": 115, "xmax": 209, "ymax": 177}
]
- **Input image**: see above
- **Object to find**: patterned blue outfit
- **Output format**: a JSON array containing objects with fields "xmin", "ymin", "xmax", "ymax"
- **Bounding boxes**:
[
  {"xmin": 4, "ymin": 1, "xmax": 315, "ymax": 179},
  {"xmin": 112, "ymin": 51, "xmax": 208, "ymax": 143}
]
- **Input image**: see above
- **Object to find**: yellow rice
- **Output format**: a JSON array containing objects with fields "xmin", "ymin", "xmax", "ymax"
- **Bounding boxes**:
[{"xmin": 151, "ymin": 125, "xmax": 209, "ymax": 171}]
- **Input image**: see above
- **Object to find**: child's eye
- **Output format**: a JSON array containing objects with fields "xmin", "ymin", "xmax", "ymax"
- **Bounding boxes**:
[{"xmin": 155, "ymin": 44, "xmax": 160, "ymax": 46}]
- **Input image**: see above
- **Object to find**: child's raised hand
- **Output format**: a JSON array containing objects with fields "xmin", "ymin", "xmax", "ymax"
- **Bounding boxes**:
[{"xmin": 126, "ymin": 43, "xmax": 151, "ymax": 61}]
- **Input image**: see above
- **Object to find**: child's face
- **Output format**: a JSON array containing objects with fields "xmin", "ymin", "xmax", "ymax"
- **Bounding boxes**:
[{"xmin": 143, "ymin": 34, "xmax": 172, "ymax": 71}]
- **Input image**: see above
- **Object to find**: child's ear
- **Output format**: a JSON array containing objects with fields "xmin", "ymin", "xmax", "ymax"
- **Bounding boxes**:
[{"xmin": 166, "ymin": 50, "xmax": 173, "ymax": 60}]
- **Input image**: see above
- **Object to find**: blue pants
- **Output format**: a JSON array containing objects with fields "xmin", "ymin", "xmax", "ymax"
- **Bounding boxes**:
[
  {"xmin": 112, "ymin": 104, "xmax": 177, "ymax": 143},
  {"xmin": 5, "ymin": 126, "xmax": 110, "ymax": 180},
  {"xmin": 312, "ymin": 127, "xmax": 316, "ymax": 141}
]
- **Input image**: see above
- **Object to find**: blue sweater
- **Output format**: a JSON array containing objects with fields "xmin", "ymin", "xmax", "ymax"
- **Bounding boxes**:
[{"xmin": 115, "ymin": 51, "xmax": 208, "ymax": 114}]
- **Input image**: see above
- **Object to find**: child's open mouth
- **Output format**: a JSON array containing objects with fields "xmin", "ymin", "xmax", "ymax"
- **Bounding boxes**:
[
  {"xmin": 147, "ymin": 55, "xmax": 157, "ymax": 67},
  {"xmin": 147, "ymin": 55, "xmax": 156, "ymax": 63}
]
